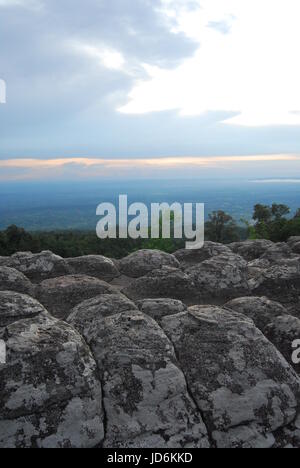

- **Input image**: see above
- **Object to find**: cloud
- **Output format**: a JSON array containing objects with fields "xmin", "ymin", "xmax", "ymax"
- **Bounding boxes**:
[
  {"xmin": 0, "ymin": 154, "xmax": 299, "ymax": 181},
  {"xmin": 69, "ymin": 42, "xmax": 126, "ymax": 71},
  {"xmin": 0, "ymin": 0, "xmax": 300, "ymax": 160},
  {"xmin": 120, "ymin": 0, "xmax": 300, "ymax": 126},
  {"xmin": 0, "ymin": 0, "xmax": 42, "ymax": 10}
]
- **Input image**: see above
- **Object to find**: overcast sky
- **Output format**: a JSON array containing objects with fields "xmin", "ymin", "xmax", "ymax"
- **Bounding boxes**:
[{"xmin": 1, "ymin": 0, "xmax": 300, "ymax": 179}]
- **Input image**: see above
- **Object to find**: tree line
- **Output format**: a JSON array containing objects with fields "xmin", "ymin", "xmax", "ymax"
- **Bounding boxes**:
[{"xmin": 0, "ymin": 203, "xmax": 299, "ymax": 258}]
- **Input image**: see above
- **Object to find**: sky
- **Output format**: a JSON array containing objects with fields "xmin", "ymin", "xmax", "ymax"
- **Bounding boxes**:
[{"xmin": 1, "ymin": 0, "xmax": 300, "ymax": 180}]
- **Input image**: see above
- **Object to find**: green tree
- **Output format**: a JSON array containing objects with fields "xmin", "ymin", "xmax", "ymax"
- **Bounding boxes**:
[
  {"xmin": 253, "ymin": 204, "xmax": 272, "ymax": 223},
  {"xmin": 271, "ymin": 204, "xmax": 290, "ymax": 220},
  {"xmin": 205, "ymin": 211, "xmax": 239, "ymax": 244},
  {"xmin": 294, "ymin": 209, "xmax": 300, "ymax": 219},
  {"xmin": 252, "ymin": 203, "xmax": 291, "ymax": 241}
]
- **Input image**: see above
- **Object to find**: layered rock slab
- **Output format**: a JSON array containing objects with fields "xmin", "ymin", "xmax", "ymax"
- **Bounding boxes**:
[
  {"xmin": 0, "ymin": 291, "xmax": 46, "ymax": 329},
  {"xmin": 119, "ymin": 250, "xmax": 180, "ymax": 278},
  {"xmin": 229, "ymin": 240, "xmax": 274, "ymax": 261},
  {"xmin": 226, "ymin": 296, "xmax": 300, "ymax": 373},
  {"xmin": 0, "ymin": 251, "xmax": 70, "ymax": 283},
  {"xmin": 137, "ymin": 298, "xmax": 187, "ymax": 324},
  {"xmin": 123, "ymin": 267, "xmax": 196, "ymax": 303},
  {"xmin": 251, "ymin": 264, "xmax": 300, "ymax": 317},
  {"xmin": 0, "ymin": 312, "xmax": 104, "ymax": 448},
  {"xmin": 66, "ymin": 255, "xmax": 119, "ymax": 282},
  {"xmin": 68, "ymin": 295, "xmax": 209, "ymax": 448},
  {"xmin": 186, "ymin": 254, "xmax": 250, "ymax": 304},
  {"xmin": 0, "ymin": 267, "xmax": 33, "ymax": 296},
  {"xmin": 36, "ymin": 274, "xmax": 116, "ymax": 319},
  {"xmin": 174, "ymin": 242, "xmax": 232, "ymax": 268},
  {"xmin": 161, "ymin": 305, "xmax": 300, "ymax": 448}
]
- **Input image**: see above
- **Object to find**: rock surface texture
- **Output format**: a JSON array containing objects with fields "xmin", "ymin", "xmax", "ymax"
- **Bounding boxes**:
[{"xmin": 0, "ymin": 240, "xmax": 300, "ymax": 448}]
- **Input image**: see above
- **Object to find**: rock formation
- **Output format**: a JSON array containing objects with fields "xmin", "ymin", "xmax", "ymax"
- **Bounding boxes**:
[{"xmin": 0, "ymin": 240, "xmax": 300, "ymax": 448}]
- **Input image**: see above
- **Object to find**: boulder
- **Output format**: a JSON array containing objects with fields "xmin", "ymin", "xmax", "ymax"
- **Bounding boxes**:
[
  {"xmin": 0, "ymin": 312, "xmax": 104, "ymax": 448},
  {"xmin": 251, "ymin": 265, "xmax": 300, "ymax": 317},
  {"xmin": 274, "ymin": 414, "xmax": 300, "ymax": 448},
  {"xmin": 137, "ymin": 298, "xmax": 187, "ymax": 324},
  {"xmin": 161, "ymin": 305, "xmax": 300, "ymax": 448},
  {"xmin": 225, "ymin": 296, "xmax": 288, "ymax": 333},
  {"xmin": 4, "ymin": 251, "xmax": 70, "ymax": 283},
  {"xmin": 109, "ymin": 274, "xmax": 134, "ymax": 291},
  {"xmin": 68, "ymin": 305, "xmax": 209, "ymax": 448},
  {"xmin": 66, "ymin": 255, "xmax": 119, "ymax": 282},
  {"xmin": 287, "ymin": 236, "xmax": 300, "ymax": 255},
  {"xmin": 0, "ymin": 267, "xmax": 33, "ymax": 296},
  {"xmin": 0, "ymin": 291, "xmax": 45, "ymax": 329},
  {"xmin": 288, "ymin": 237, "xmax": 300, "ymax": 248},
  {"xmin": 229, "ymin": 240, "xmax": 274, "ymax": 261},
  {"xmin": 67, "ymin": 293, "xmax": 138, "ymax": 333},
  {"xmin": 119, "ymin": 250, "xmax": 180, "ymax": 278},
  {"xmin": 174, "ymin": 242, "xmax": 232, "ymax": 268},
  {"xmin": 260, "ymin": 243, "xmax": 297, "ymax": 265},
  {"xmin": 0, "ymin": 257, "xmax": 11, "ymax": 267},
  {"xmin": 186, "ymin": 254, "xmax": 250, "ymax": 304},
  {"xmin": 291, "ymin": 242, "xmax": 300, "ymax": 255},
  {"xmin": 36, "ymin": 275, "xmax": 116, "ymax": 319},
  {"xmin": 123, "ymin": 267, "xmax": 196, "ymax": 303},
  {"xmin": 248, "ymin": 256, "xmax": 300, "ymax": 271}
]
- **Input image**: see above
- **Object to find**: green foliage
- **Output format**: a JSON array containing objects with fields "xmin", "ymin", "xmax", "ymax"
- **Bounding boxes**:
[
  {"xmin": 1, "ymin": 202, "xmax": 300, "ymax": 258},
  {"xmin": 252, "ymin": 203, "xmax": 300, "ymax": 242},
  {"xmin": 205, "ymin": 211, "xmax": 240, "ymax": 244},
  {"xmin": 0, "ymin": 225, "xmax": 185, "ymax": 258}
]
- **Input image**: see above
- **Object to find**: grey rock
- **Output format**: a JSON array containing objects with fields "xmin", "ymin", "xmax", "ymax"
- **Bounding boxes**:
[
  {"xmin": 174, "ymin": 242, "xmax": 232, "ymax": 268},
  {"xmin": 67, "ymin": 293, "xmax": 138, "ymax": 332},
  {"xmin": 137, "ymin": 298, "xmax": 187, "ymax": 323},
  {"xmin": 0, "ymin": 267, "xmax": 33, "ymax": 296},
  {"xmin": 273, "ymin": 413, "xmax": 300, "ymax": 448},
  {"xmin": 119, "ymin": 250, "xmax": 180, "ymax": 278},
  {"xmin": 287, "ymin": 236, "xmax": 300, "ymax": 255},
  {"xmin": 161, "ymin": 305, "xmax": 300, "ymax": 448},
  {"xmin": 226, "ymin": 296, "xmax": 288, "ymax": 333},
  {"xmin": 0, "ymin": 257, "xmax": 11, "ymax": 267},
  {"xmin": 36, "ymin": 275, "xmax": 116, "ymax": 319},
  {"xmin": 288, "ymin": 237, "xmax": 300, "ymax": 248},
  {"xmin": 68, "ymin": 304, "xmax": 209, "ymax": 448},
  {"xmin": 251, "ymin": 264, "xmax": 300, "ymax": 317},
  {"xmin": 110, "ymin": 274, "xmax": 134, "ymax": 291},
  {"xmin": 186, "ymin": 254, "xmax": 250, "ymax": 304},
  {"xmin": 291, "ymin": 242, "xmax": 300, "ymax": 255},
  {"xmin": 0, "ymin": 291, "xmax": 46, "ymax": 328},
  {"xmin": 229, "ymin": 240, "xmax": 274, "ymax": 261},
  {"xmin": 260, "ymin": 243, "xmax": 297, "ymax": 264},
  {"xmin": 123, "ymin": 267, "xmax": 196, "ymax": 303},
  {"xmin": 0, "ymin": 312, "xmax": 104, "ymax": 448},
  {"xmin": 66, "ymin": 255, "xmax": 120, "ymax": 282},
  {"xmin": 4, "ymin": 251, "xmax": 70, "ymax": 283},
  {"xmin": 248, "ymin": 256, "xmax": 300, "ymax": 271}
]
